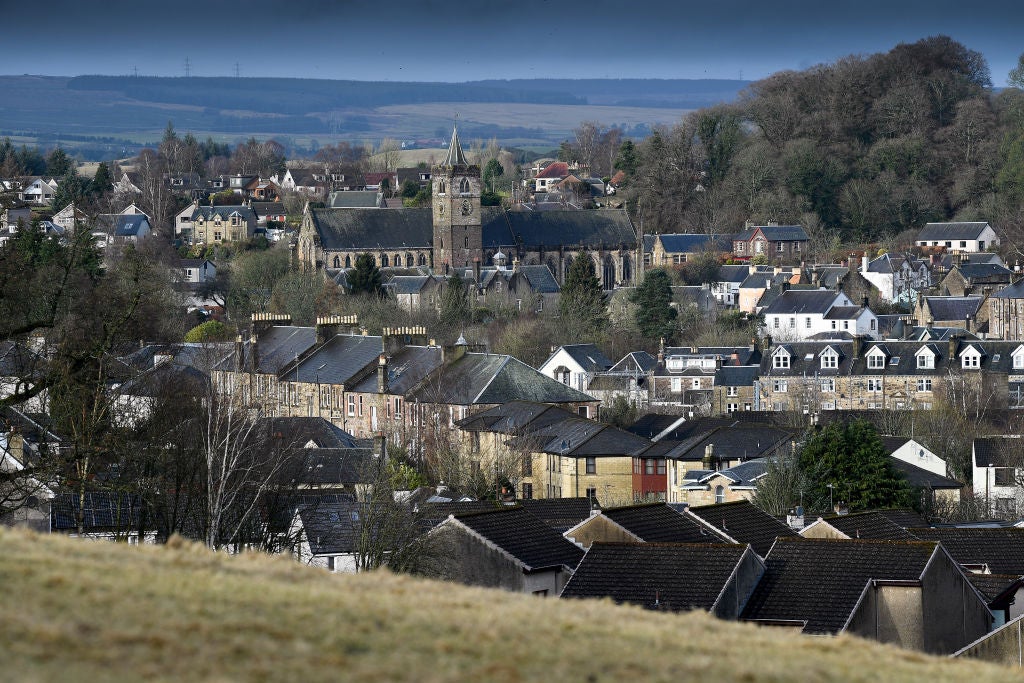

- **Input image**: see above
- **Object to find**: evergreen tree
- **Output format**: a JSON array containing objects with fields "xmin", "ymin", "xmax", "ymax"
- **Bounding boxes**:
[
  {"xmin": 799, "ymin": 420, "xmax": 915, "ymax": 513},
  {"xmin": 483, "ymin": 158, "xmax": 503, "ymax": 191},
  {"xmin": 559, "ymin": 252, "xmax": 607, "ymax": 337},
  {"xmin": 630, "ymin": 268, "xmax": 677, "ymax": 341},
  {"xmin": 91, "ymin": 162, "xmax": 112, "ymax": 197},
  {"xmin": 50, "ymin": 168, "xmax": 90, "ymax": 211},
  {"xmin": 45, "ymin": 147, "xmax": 72, "ymax": 177},
  {"xmin": 439, "ymin": 271, "xmax": 471, "ymax": 327},
  {"xmin": 348, "ymin": 253, "xmax": 384, "ymax": 296}
]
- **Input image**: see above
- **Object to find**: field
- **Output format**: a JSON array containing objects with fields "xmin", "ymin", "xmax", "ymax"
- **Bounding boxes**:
[{"xmin": 0, "ymin": 527, "xmax": 1010, "ymax": 682}]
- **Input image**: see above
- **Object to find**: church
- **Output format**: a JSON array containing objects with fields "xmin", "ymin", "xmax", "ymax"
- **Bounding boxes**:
[{"xmin": 297, "ymin": 126, "xmax": 641, "ymax": 289}]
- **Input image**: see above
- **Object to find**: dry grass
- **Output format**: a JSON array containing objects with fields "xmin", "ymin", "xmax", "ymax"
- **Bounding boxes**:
[{"xmin": 0, "ymin": 528, "xmax": 1007, "ymax": 682}]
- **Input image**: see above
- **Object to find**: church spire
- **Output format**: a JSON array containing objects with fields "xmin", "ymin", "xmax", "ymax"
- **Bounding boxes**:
[{"xmin": 442, "ymin": 124, "xmax": 468, "ymax": 167}]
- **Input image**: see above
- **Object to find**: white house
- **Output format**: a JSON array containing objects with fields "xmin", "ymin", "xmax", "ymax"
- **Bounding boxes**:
[
  {"xmin": 180, "ymin": 259, "xmax": 217, "ymax": 285},
  {"xmin": 973, "ymin": 435, "xmax": 1024, "ymax": 517},
  {"xmin": 762, "ymin": 289, "xmax": 878, "ymax": 341},
  {"xmin": 885, "ymin": 437, "xmax": 947, "ymax": 477},
  {"xmin": 174, "ymin": 201, "xmax": 198, "ymax": 239},
  {"xmin": 51, "ymin": 203, "xmax": 88, "ymax": 233},
  {"xmin": 915, "ymin": 222, "xmax": 999, "ymax": 253},
  {"xmin": 20, "ymin": 178, "xmax": 58, "ymax": 205},
  {"xmin": 860, "ymin": 254, "xmax": 931, "ymax": 304},
  {"xmin": 289, "ymin": 501, "xmax": 363, "ymax": 572},
  {"xmin": 538, "ymin": 344, "xmax": 613, "ymax": 393}
]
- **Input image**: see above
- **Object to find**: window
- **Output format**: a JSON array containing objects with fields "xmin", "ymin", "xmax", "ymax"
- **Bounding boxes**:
[
  {"xmin": 521, "ymin": 483, "xmax": 533, "ymax": 500},
  {"xmin": 870, "ymin": 319, "xmax": 877, "ymax": 330},
  {"xmin": 794, "ymin": 241, "xmax": 801, "ymax": 252},
  {"xmin": 673, "ymin": 254, "xmax": 687, "ymax": 264},
  {"xmin": 585, "ymin": 487, "xmax": 597, "ymax": 502},
  {"xmin": 821, "ymin": 353, "xmax": 838, "ymax": 369},
  {"xmin": 789, "ymin": 318, "xmax": 796, "ymax": 329},
  {"xmin": 320, "ymin": 386, "xmax": 330, "ymax": 409},
  {"xmin": 657, "ymin": 459, "xmax": 667, "ymax": 475},
  {"xmin": 691, "ymin": 378, "xmax": 701, "ymax": 389},
  {"xmin": 868, "ymin": 379, "xmax": 882, "ymax": 392},
  {"xmin": 917, "ymin": 378, "xmax": 932, "ymax": 392},
  {"xmin": 820, "ymin": 379, "xmax": 835, "ymax": 393},
  {"xmin": 464, "ymin": 236, "xmax": 468, "ymax": 248},
  {"xmin": 773, "ymin": 353, "xmax": 790, "ymax": 369},
  {"xmin": 214, "ymin": 231, "xmax": 222, "ymax": 242},
  {"xmin": 645, "ymin": 459, "xmax": 655, "ymax": 475},
  {"xmin": 357, "ymin": 395, "xmax": 363, "ymax": 416},
  {"xmin": 578, "ymin": 406, "xmax": 589, "ymax": 418},
  {"xmin": 633, "ymin": 459, "xmax": 642, "ymax": 475},
  {"xmin": 459, "ymin": 177, "xmax": 471, "ymax": 193},
  {"xmin": 727, "ymin": 386, "xmax": 738, "ymax": 397},
  {"xmin": 773, "ymin": 317, "xmax": 780, "ymax": 329},
  {"xmin": 805, "ymin": 317, "xmax": 812, "ymax": 329},
  {"xmin": 393, "ymin": 397, "xmax": 402, "ymax": 420},
  {"xmin": 727, "ymin": 403, "xmax": 738, "ymax": 413},
  {"xmin": 772, "ymin": 379, "xmax": 788, "ymax": 393},
  {"xmin": 586, "ymin": 457, "xmax": 596, "ymax": 474},
  {"xmin": 843, "ymin": 321, "xmax": 849, "ymax": 330},
  {"xmin": 960, "ymin": 241, "xmax": 967, "ymax": 248},
  {"xmin": 1015, "ymin": 353, "xmax": 1024, "ymax": 370},
  {"xmin": 917, "ymin": 353, "xmax": 934, "ymax": 369},
  {"xmin": 715, "ymin": 485, "xmax": 725, "ymax": 503},
  {"xmin": 962, "ymin": 352, "xmax": 981, "ymax": 369},
  {"xmin": 736, "ymin": 242, "xmax": 745, "ymax": 253},
  {"xmin": 671, "ymin": 377, "xmax": 682, "ymax": 392},
  {"xmin": 831, "ymin": 320, "xmax": 837, "ymax": 330},
  {"xmin": 521, "ymin": 454, "xmax": 533, "ymax": 476},
  {"xmin": 995, "ymin": 468, "xmax": 1015, "ymax": 486},
  {"xmin": 777, "ymin": 241, "xmax": 785, "ymax": 252},
  {"xmin": 867, "ymin": 353, "xmax": 885, "ymax": 369}
]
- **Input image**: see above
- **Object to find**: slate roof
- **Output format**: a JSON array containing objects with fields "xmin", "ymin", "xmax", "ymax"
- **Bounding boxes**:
[
  {"xmin": 385, "ymin": 275, "xmax": 436, "ymax": 294},
  {"xmin": 350, "ymin": 345, "xmax": 442, "ymax": 395},
  {"xmin": 734, "ymin": 225, "xmax": 808, "ymax": 242},
  {"xmin": 889, "ymin": 458, "xmax": 962, "ymax": 490},
  {"xmin": 328, "ymin": 191, "xmax": 383, "ymax": 208},
  {"xmin": 116, "ymin": 361, "xmax": 209, "ymax": 398},
  {"xmin": 656, "ymin": 233, "xmax": 732, "ymax": 253},
  {"xmin": 483, "ymin": 209, "xmax": 637, "ymax": 249},
  {"xmin": 949, "ymin": 263, "xmax": 1012, "ymax": 282},
  {"xmin": 213, "ymin": 326, "xmax": 317, "ymax": 375},
  {"xmin": 717, "ymin": 264, "xmax": 751, "ymax": 283},
  {"xmin": 922, "ymin": 296, "xmax": 984, "ymax": 321},
  {"xmin": 966, "ymin": 574, "xmax": 1024, "ymax": 603},
  {"xmin": 561, "ymin": 542, "xmax": 756, "ymax": 612},
  {"xmin": 709, "ymin": 459, "xmax": 769, "ymax": 487},
  {"xmin": 687, "ymin": 500, "xmax": 798, "ymax": 556},
  {"xmin": 814, "ymin": 511, "xmax": 919, "ymax": 541},
  {"xmin": 519, "ymin": 497, "xmax": 597, "ymax": 533},
  {"xmin": 279, "ymin": 334, "xmax": 382, "ymax": 385},
  {"xmin": 601, "ymin": 503, "xmax": 732, "ymax": 544},
  {"xmin": 908, "ymin": 528, "xmax": 1024, "ymax": 574},
  {"xmin": 411, "ymin": 354, "xmax": 595, "ymax": 406},
  {"xmin": 653, "ymin": 425, "xmax": 796, "ymax": 465},
  {"xmin": 50, "ymin": 492, "xmax": 146, "ymax": 531},
  {"xmin": 872, "ymin": 508, "xmax": 929, "ymax": 529},
  {"xmin": 297, "ymin": 500, "xmax": 368, "ymax": 555},
  {"xmin": 452, "ymin": 507, "xmax": 585, "ymax": 571},
  {"xmin": 113, "ymin": 214, "xmax": 149, "ymax": 236},
  {"xmin": 762, "ymin": 289, "xmax": 842, "ymax": 316},
  {"xmin": 554, "ymin": 344, "xmax": 614, "ymax": 373},
  {"xmin": 991, "ymin": 279, "xmax": 1024, "ymax": 300},
  {"xmin": 285, "ymin": 447, "xmax": 375, "ymax": 486},
  {"xmin": 310, "ymin": 207, "xmax": 433, "ymax": 250},
  {"xmin": 917, "ymin": 222, "xmax": 992, "ymax": 241},
  {"xmin": 610, "ymin": 351, "xmax": 657, "ymax": 374},
  {"xmin": 741, "ymin": 537, "xmax": 939, "ymax": 633},
  {"xmin": 192, "ymin": 205, "xmax": 256, "ymax": 224},
  {"xmin": 251, "ymin": 201, "xmax": 285, "ymax": 216},
  {"xmin": 973, "ymin": 436, "xmax": 1024, "ymax": 467},
  {"xmin": 518, "ymin": 265, "xmax": 560, "ymax": 293},
  {"xmin": 261, "ymin": 416, "xmax": 359, "ymax": 449},
  {"xmin": 715, "ymin": 365, "xmax": 760, "ymax": 388}
]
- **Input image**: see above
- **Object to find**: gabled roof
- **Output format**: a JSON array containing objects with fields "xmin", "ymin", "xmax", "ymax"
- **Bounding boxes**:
[
  {"xmin": 261, "ymin": 416, "xmax": 359, "ymax": 449},
  {"xmin": 548, "ymin": 344, "xmax": 613, "ymax": 373},
  {"xmin": 451, "ymin": 507, "xmax": 584, "ymax": 571},
  {"xmin": 484, "ymin": 209, "xmax": 636, "ymax": 249},
  {"xmin": 286, "ymin": 448, "xmax": 375, "ymax": 486},
  {"xmin": 213, "ymin": 326, "xmax": 317, "ymax": 375},
  {"xmin": 991, "ymin": 278, "xmax": 1024, "ymax": 299},
  {"xmin": 717, "ymin": 264, "xmax": 751, "ymax": 283},
  {"xmin": 810, "ymin": 511, "xmax": 920, "ymax": 541},
  {"xmin": 656, "ymin": 233, "xmax": 731, "ymax": 254},
  {"xmin": 889, "ymin": 458, "xmax": 962, "ymax": 490},
  {"xmin": 328, "ymin": 191, "xmax": 383, "ymax": 208},
  {"xmin": 973, "ymin": 435, "xmax": 1024, "ymax": 468},
  {"xmin": 535, "ymin": 161, "xmax": 569, "ymax": 179},
  {"xmin": 741, "ymin": 537, "xmax": 940, "ymax": 634},
  {"xmin": 601, "ymin": 503, "xmax": 732, "ymax": 544},
  {"xmin": 518, "ymin": 265, "xmax": 560, "ymax": 293},
  {"xmin": 113, "ymin": 214, "xmax": 149, "ymax": 236},
  {"xmin": 948, "ymin": 263, "xmax": 1012, "ymax": 282},
  {"xmin": 965, "ymin": 574, "xmax": 1024, "ymax": 604},
  {"xmin": 412, "ymin": 355, "xmax": 595, "ymax": 406},
  {"xmin": 762, "ymin": 289, "xmax": 841, "ymax": 316},
  {"xmin": 908, "ymin": 528, "xmax": 1024, "ymax": 575},
  {"xmin": 50, "ymin": 492, "xmax": 146, "ymax": 531},
  {"xmin": 561, "ymin": 542, "xmax": 758, "ymax": 612},
  {"xmin": 917, "ymin": 221, "xmax": 993, "ymax": 241},
  {"xmin": 192, "ymin": 205, "xmax": 256, "ymax": 223},
  {"xmin": 309, "ymin": 207, "xmax": 433, "ymax": 250},
  {"xmin": 279, "ymin": 334, "xmax": 382, "ymax": 385},
  {"xmin": 519, "ymin": 497, "xmax": 597, "ymax": 533},
  {"xmin": 350, "ymin": 345, "xmax": 442, "ymax": 395},
  {"xmin": 297, "ymin": 500, "xmax": 386, "ymax": 555},
  {"xmin": 609, "ymin": 351, "xmax": 657, "ymax": 374},
  {"xmin": 734, "ymin": 225, "xmax": 808, "ymax": 242},
  {"xmin": 709, "ymin": 459, "xmax": 769, "ymax": 487},
  {"xmin": 687, "ymin": 500, "xmax": 798, "ymax": 557},
  {"xmin": 922, "ymin": 296, "xmax": 984, "ymax": 321}
]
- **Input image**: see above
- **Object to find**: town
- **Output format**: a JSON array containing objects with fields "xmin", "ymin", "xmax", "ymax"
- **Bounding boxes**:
[{"xmin": 5, "ymin": 34, "xmax": 1024, "ymax": 675}]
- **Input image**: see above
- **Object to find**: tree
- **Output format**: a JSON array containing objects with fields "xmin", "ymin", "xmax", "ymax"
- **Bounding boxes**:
[
  {"xmin": 1011, "ymin": 53, "xmax": 1024, "ymax": 90},
  {"xmin": 799, "ymin": 420, "xmax": 914, "ymax": 513},
  {"xmin": 50, "ymin": 168, "xmax": 90, "ymax": 212},
  {"xmin": 45, "ymin": 147, "xmax": 73, "ymax": 177},
  {"xmin": 90, "ymin": 162, "xmax": 113, "ymax": 198},
  {"xmin": 558, "ymin": 252, "xmax": 607, "ymax": 338},
  {"xmin": 630, "ymin": 268, "xmax": 677, "ymax": 342},
  {"xmin": 614, "ymin": 140, "xmax": 638, "ymax": 178},
  {"xmin": 439, "ymin": 272, "xmax": 471, "ymax": 329},
  {"xmin": 750, "ymin": 450, "xmax": 806, "ymax": 517},
  {"xmin": 483, "ymin": 158, "xmax": 503, "ymax": 192},
  {"xmin": 348, "ymin": 253, "xmax": 384, "ymax": 297},
  {"xmin": 184, "ymin": 320, "xmax": 232, "ymax": 342}
]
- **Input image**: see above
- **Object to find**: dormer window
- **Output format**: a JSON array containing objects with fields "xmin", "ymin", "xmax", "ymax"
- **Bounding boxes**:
[
  {"xmin": 866, "ymin": 348, "xmax": 886, "ymax": 370},
  {"xmin": 773, "ymin": 349, "xmax": 790, "ymax": 369},
  {"xmin": 1012, "ymin": 346, "xmax": 1024, "ymax": 370},
  {"xmin": 821, "ymin": 348, "xmax": 839, "ymax": 369},
  {"xmin": 961, "ymin": 347, "xmax": 982, "ymax": 369},
  {"xmin": 917, "ymin": 349, "xmax": 934, "ymax": 369}
]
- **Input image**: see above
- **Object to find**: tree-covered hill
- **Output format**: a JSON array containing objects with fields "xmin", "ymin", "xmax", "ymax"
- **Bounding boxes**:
[{"xmin": 627, "ymin": 36, "xmax": 1024, "ymax": 251}]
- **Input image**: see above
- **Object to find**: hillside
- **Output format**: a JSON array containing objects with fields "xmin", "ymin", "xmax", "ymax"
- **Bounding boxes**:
[{"xmin": 0, "ymin": 527, "xmax": 1008, "ymax": 682}]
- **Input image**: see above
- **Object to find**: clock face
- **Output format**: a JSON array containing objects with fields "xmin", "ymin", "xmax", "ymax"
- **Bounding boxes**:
[{"xmin": 461, "ymin": 199, "xmax": 473, "ymax": 216}]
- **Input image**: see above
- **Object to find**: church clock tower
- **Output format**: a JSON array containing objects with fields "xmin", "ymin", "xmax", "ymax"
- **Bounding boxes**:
[{"xmin": 432, "ymin": 124, "xmax": 482, "ymax": 273}]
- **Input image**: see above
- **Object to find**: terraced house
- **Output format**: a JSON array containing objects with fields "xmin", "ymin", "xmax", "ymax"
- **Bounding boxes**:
[{"xmin": 758, "ymin": 335, "xmax": 1023, "ymax": 413}]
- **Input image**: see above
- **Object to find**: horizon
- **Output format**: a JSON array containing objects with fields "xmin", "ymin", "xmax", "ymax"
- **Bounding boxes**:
[{"xmin": 2, "ymin": 1, "xmax": 1021, "ymax": 87}]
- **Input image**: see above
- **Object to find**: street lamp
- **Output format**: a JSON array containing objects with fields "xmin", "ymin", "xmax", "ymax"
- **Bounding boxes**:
[{"xmin": 826, "ymin": 483, "xmax": 835, "ymax": 511}]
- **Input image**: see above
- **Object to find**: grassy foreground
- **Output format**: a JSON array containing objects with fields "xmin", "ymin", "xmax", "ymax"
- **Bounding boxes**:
[{"xmin": 0, "ymin": 528, "xmax": 1006, "ymax": 682}]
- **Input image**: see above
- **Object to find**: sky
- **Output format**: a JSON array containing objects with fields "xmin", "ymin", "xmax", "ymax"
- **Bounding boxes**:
[{"xmin": 1, "ymin": 0, "xmax": 1022, "ymax": 85}]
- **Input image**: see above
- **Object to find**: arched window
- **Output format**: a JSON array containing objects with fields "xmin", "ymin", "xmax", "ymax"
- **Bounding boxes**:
[
  {"xmin": 332, "ymin": 255, "xmax": 340, "ymax": 268},
  {"xmin": 381, "ymin": 253, "xmax": 389, "ymax": 267},
  {"xmin": 715, "ymin": 485, "xmax": 725, "ymax": 504},
  {"xmin": 438, "ymin": 180, "xmax": 446, "ymax": 194},
  {"xmin": 622, "ymin": 254, "xmax": 632, "ymax": 284},
  {"xmin": 459, "ymin": 177, "xmax": 471, "ymax": 194},
  {"xmin": 602, "ymin": 254, "xmax": 616, "ymax": 290},
  {"xmin": 406, "ymin": 253, "xmax": 414, "ymax": 267},
  {"xmin": 345, "ymin": 255, "xmax": 351, "ymax": 268},
  {"xmin": 418, "ymin": 253, "xmax": 427, "ymax": 266},
  {"xmin": 394, "ymin": 254, "xmax": 401, "ymax": 268}
]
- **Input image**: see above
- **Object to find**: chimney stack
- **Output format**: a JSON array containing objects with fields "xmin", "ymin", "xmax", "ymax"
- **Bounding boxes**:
[
  {"xmin": 251, "ymin": 312, "xmax": 292, "ymax": 338},
  {"xmin": 852, "ymin": 334, "xmax": 863, "ymax": 358},
  {"xmin": 377, "ymin": 353, "xmax": 389, "ymax": 393},
  {"xmin": 315, "ymin": 314, "xmax": 358, "ymax": 344},
  {"xmin": 948, "ymin": 334, "xmax": 960, "ymax": 360},
  {"xmin": 374, "ymin": 431, "xmax": 387, "ymax": 459},
  {"xmin": 382, "ymin": 325, "xmax": 429, "ymax": 354},
  {"xmin": 703, "ymin": 443, "xmax": 715, "ymax": 471}
]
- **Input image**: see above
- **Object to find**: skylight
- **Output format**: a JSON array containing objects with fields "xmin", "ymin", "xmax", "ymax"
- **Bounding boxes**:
[{"xmin": 889, "ymin": 356, "xmax": 900, "ymax": 366}]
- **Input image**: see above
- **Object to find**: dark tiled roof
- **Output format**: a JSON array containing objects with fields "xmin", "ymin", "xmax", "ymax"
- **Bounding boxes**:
[
  {"xmin": 687, "ymin": 500, "xmax": 798, "ymax": 556},
  {"xmin": 917, "ymin": 221, "xmax": 992, "ymax": 241},
  {"xmin": 713, "ymin": 459, "xmax": 769, "ymax": 487},
  {"xmin": 453, "ymin": 507, "xmax": 585, "ymax": 571},
  {"xmin": 285, "ymin": 448, "xmax": 374, "ymax": 486},
  {"xmin": 327, "ymin": 191, "xmax": 382, "ymax": 208},
  {"xmin": 518, "ymin": 265, "xmax": 560, "ymax": 293},
  {"xmin": 412, "ymin": 354, "xmax": 594, "ymax": 406},
  {"xmin": 556, "ymin": 344, "xmax": 614, "ymax": 373},
  {"xmin": 874, "ymin": 508, "xmax": 929, "ymax": 529},
  {"xmin": 350, "ymin": 346, "xmax": 442, "ymax": 395},
  {"xmin": 262, "ymin": 416, "xmax": 359, "ymax": 449},
  {"xmin": 717, "ymin": 264, "xmax": 751, "ymax": 283},
  {"xmin": 519, "ymin": 497, "xmax": 597, "ymax": 533},
  {"xmin": 742, "ymin": 537, "xmax": 938, "ymax": 633},
  {"xmin": 193, "ymin": 205, "xmax": 256, "ymax": 224},
  {"xmin": 816, "ymin": 511, "xmax": 919, "ymax": 540},
  {"xmin": 923, "ymin": 296, "xmax": 984, "ymax": 321},
  {"xmin": 950, "ymin": 263, "xmax": 1012, "ymax": 281},
  {"xmin": 310, "ymin": 207, "xmax": 433, "ymax": 250},
  {"xmin": 966, "ymin": 574, "xmax": 1024, "ymax": 603},
  {"xmin": 762, "ymin": 289, "xmax": 842, "ymax": 316},
  {"xmin": 991, "ymin": 279, "xmax": 1024, "ymax": 299},
  {"xmin": 213, "ymin": 326, "xmax": 316, "ymax": 375},
  {"xmin": 973, "ymin": 436, "xmax": 1024, "ymax": 467},
  {"xmin": 715, "ymin": 365, "xmax": 760, "ymax": 387},
  {"xmin": 415, "ymin": 501, "xmax": 500, "ymax": 531},
  {"xmin": 656, "ymin": 425, "xmax": 796, "ymax": 465},
  {"xmin": 50, "ymin": 492, "xmax": 146, "ymax": 531},
  {"xmin": 483, "ymin": 209, "xmax": 636, "ymax": 249},
  {"xmin": 113, "ymin": 214, "xmax": 150, "ymax": 236},
  {"xmin": 298, "ymin": 500, "xmax": 395, "ymax": 555},
  {"xmin": 561, "ymin": 542, "xmax": 755, "ymax": 611},
  {"xmin": 385, "ymin": 275, "xmax": 436, "ymax": 294},
  {"xmin": 602, "ymin": 503, "xmax": 731, "ymax": 544},
  {"xmin": 735, "ymin": 225, "xmax": 808, "ymax": 242},
  {"xmin": 657, "ymin": 233, "xmax": 731, "ymax": 253},
  {"xmin": 889, "ymin": 458, "xmax": 962, "ymax": 489},
  {"xmin": 280, "ymin": 334, "xmax": 382, "ymax": 385},
  {"xmin": 908, "ymin": 528, "xmax": 1024, "ymax": 574},
  {"xmin": 610, "ymin": 351, "xmax": 657, "ymax": 374}
]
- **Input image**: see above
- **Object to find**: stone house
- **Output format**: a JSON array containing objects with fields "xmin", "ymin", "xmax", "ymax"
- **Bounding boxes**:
[
  {"xmin": 539, "ymin": 344, "xmax": 614, "ymax": 393},
  {"xmin": 914, "ymin": 295, "xmax": 987, "ymax": 332},
  {"xmin": 642, "ymin": 233, "xmax": 732, "ymax": 269},
  {"xmin": 732, "ymin": 224, "xmax": 808, "ymax": 261},
  {"xmin": 939, "ymin": 262, "xmax": 1011, "ymax": 297},
  {"xmin": 860, "ymin": 253, "xmax": 932, "ymax": 304},
  {"xmin": 986, "ymin": 279, "xmax": 1024, "ymax": 340},
  {"xmin": 190, "ymin": 204, "xmax": 257, "ymax": 244}
]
